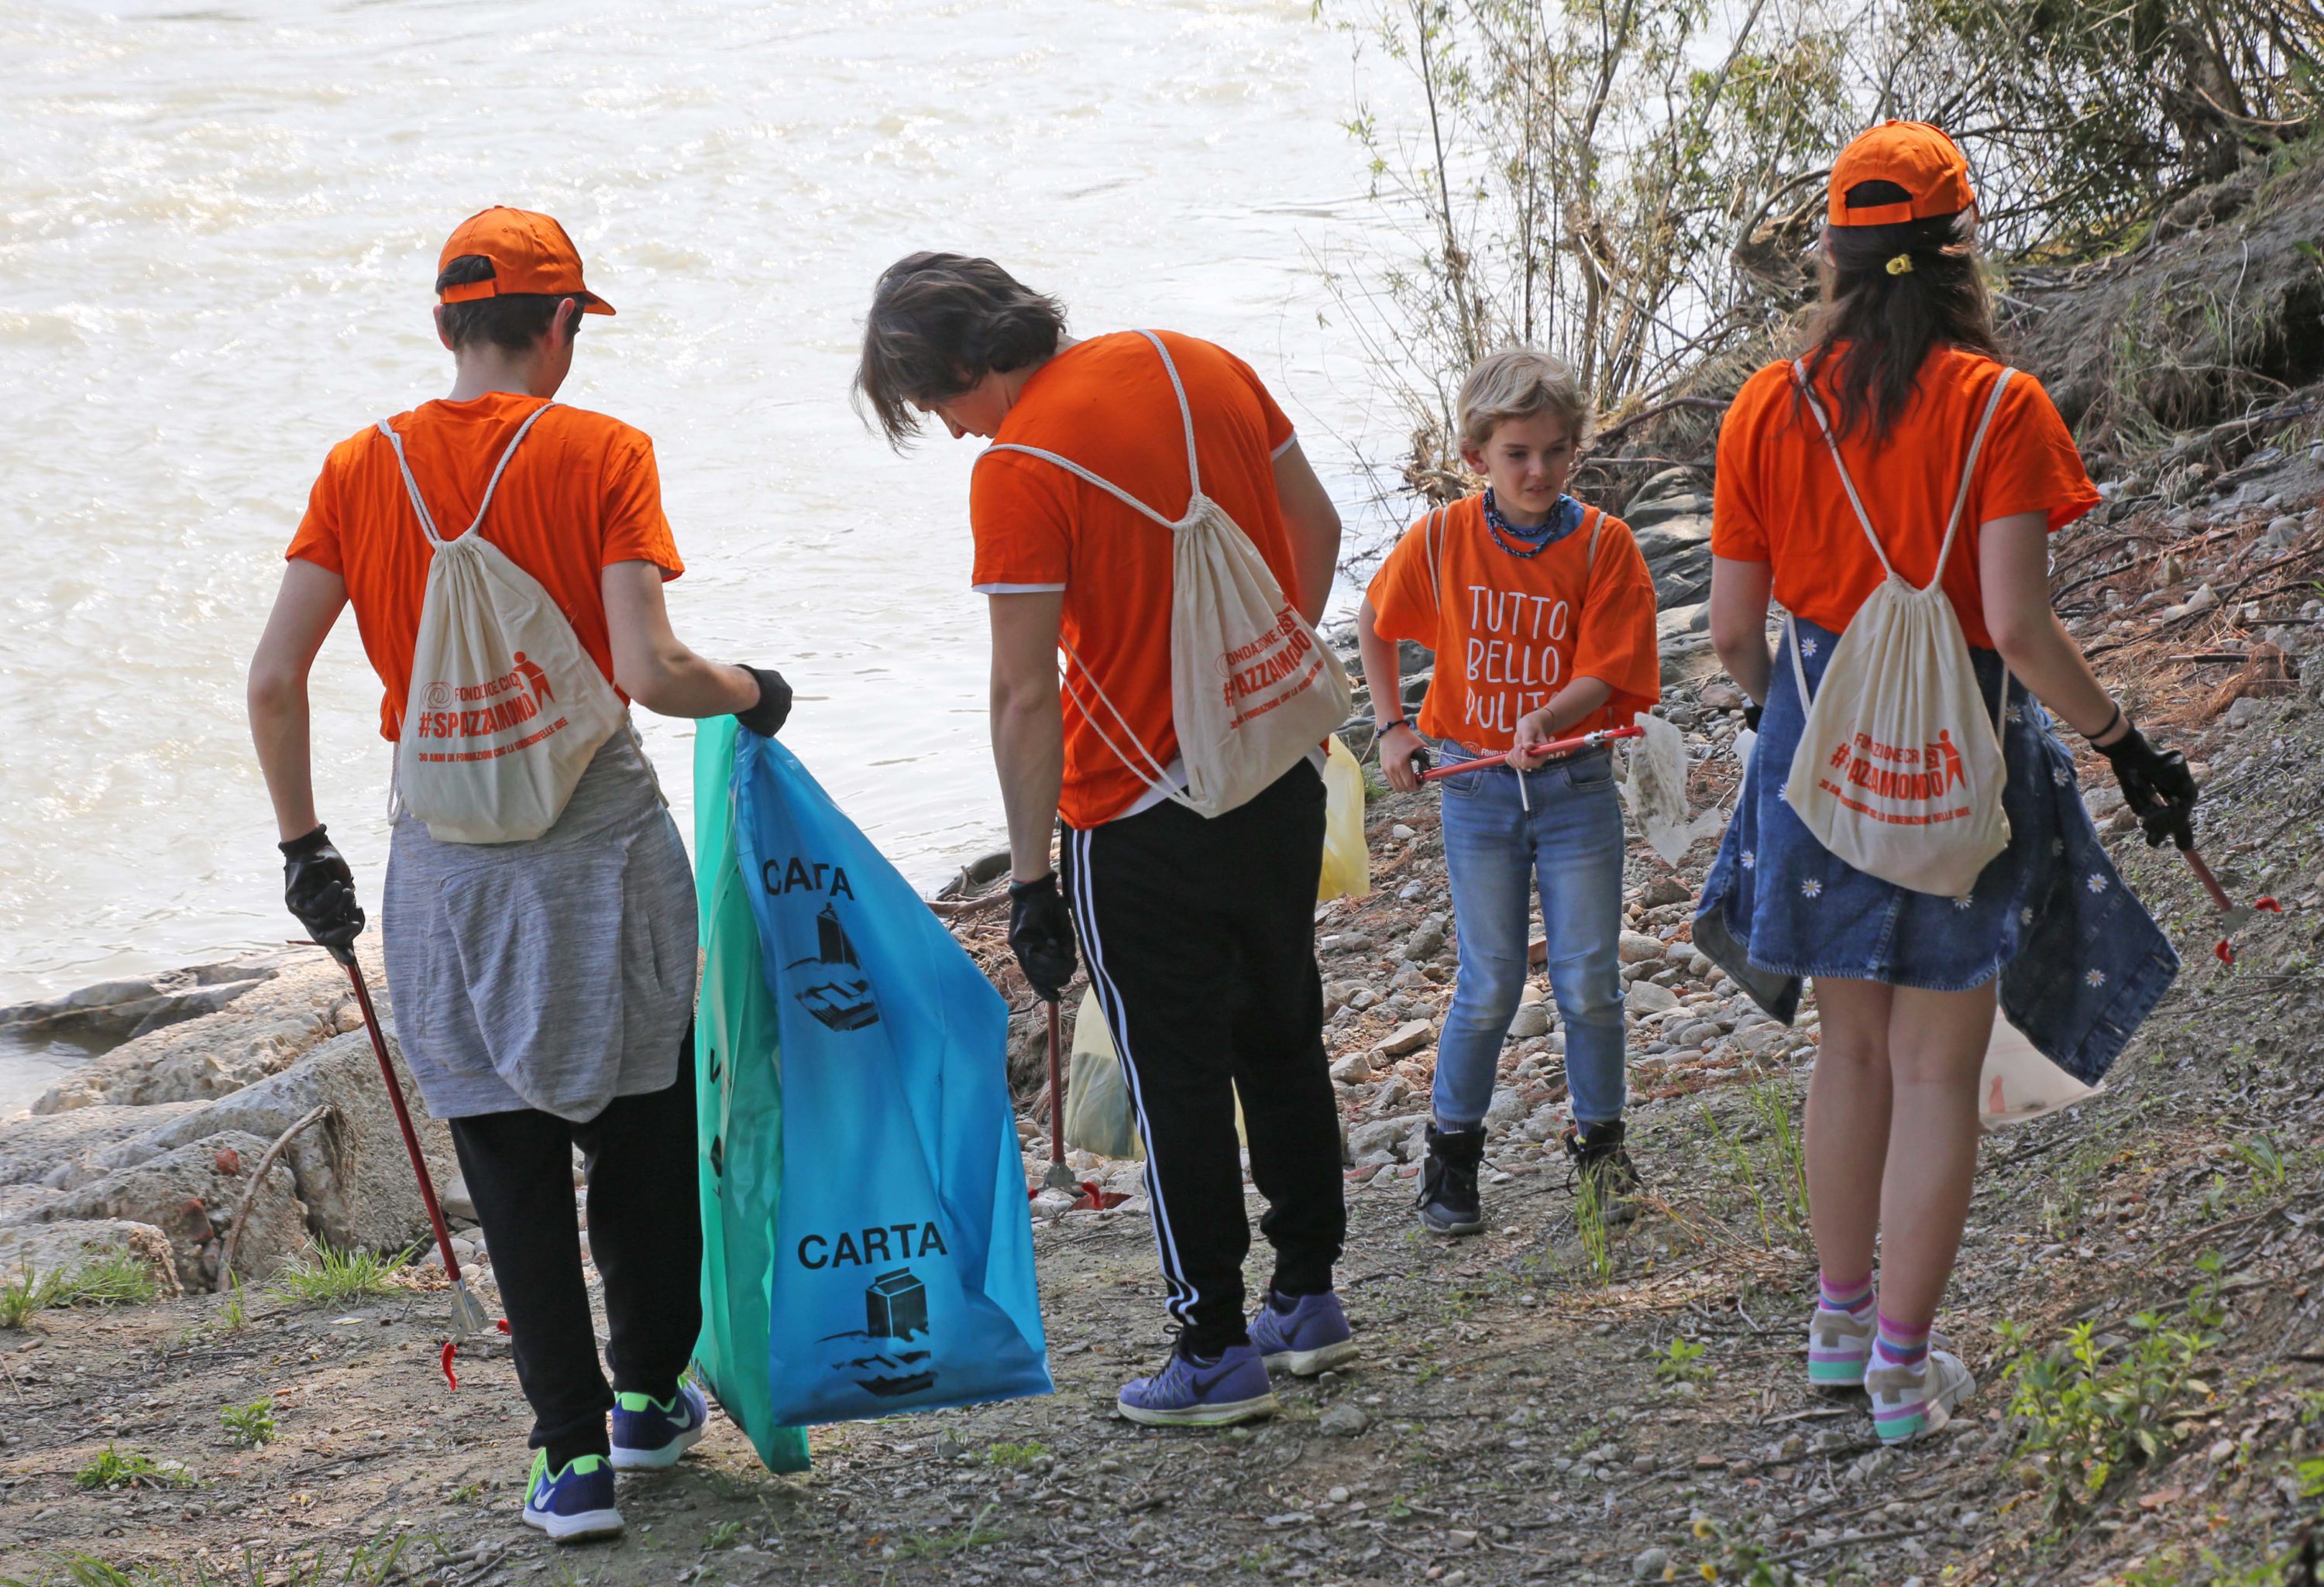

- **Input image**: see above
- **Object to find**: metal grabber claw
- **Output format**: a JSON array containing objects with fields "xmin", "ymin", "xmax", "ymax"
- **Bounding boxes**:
[{"xmin": 2177, "ymin": 842, "xmax": 2283, "ymax": 967}]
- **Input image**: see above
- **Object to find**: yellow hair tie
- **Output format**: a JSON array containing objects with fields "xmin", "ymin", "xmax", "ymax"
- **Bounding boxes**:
[{"xmin": 1886, "ymin": 253, "xmax": 1915, "ymax": 276}]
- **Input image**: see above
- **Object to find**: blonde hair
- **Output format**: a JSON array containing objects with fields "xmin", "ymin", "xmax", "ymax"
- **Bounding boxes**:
[{"xmin": 1456, "ymin": 349, "xmax": 1590, "ymax": 452}]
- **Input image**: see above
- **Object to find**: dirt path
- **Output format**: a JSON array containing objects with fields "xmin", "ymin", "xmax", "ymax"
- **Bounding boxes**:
[{"xmin": 9, "ymin": 470, "xmax": 2324, "ymax": 1587}]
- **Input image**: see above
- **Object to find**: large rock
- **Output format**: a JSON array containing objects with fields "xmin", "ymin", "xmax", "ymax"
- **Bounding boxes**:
[
  {"xmin": 71, "ymin": 1026, "xmax": 456, "ymax": 1258},
  {"xmin": 0, "ymin": 1101, "xmax": 209, "ymax": 1188},
  {"xmin": 34, "ymin": 1131, "xmax": 304, "ymax": 1289},
  {"xmin": 33, "ymin": 945, "xmax": 379, "ymax": 1115},
  {"xmin": 0, "ymin": 948, "xmax": 304, "ymax": 1049},
  {"xmin": 0, "ymin": 1218, "xmax": 181, "ymax": 1298}
]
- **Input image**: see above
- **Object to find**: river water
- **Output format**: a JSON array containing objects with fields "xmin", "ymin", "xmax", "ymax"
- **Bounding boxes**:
[{"xmin": 0, "ymin": 0, "xmax": 1415, "ymax": 1102}]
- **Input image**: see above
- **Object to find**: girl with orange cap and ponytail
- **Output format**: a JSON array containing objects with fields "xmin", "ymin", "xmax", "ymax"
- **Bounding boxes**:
[{"xmin": 1696, "ymin": 122, "xmax": 2197, "ymax": 1445}]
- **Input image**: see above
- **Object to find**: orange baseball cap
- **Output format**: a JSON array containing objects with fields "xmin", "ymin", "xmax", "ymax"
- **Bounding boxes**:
[
  {"xmin": 1827, "ymin": 122, "xmax": 1975, "ymax": 227},
  {"xmin": 436, "ymin": 207, "xmax": 614, "ymax": 315}
]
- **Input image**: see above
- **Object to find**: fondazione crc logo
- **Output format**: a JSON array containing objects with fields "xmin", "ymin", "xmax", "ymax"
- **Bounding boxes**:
[{"xmin": 411, "ymin": 654, "xmax": 558, "ymax": 741}]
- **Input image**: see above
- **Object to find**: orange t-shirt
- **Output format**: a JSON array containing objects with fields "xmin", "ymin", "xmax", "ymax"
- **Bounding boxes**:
[
  {"xmin": 969, "ymin": 331, "xmax": 1301, "ymax": 829},
  {"xmin": 1365, "ymin": 496, "xmax": 1661, "ymax": 753},
  {"xmin": 1712, "ymin": 346, "xmax": 2099, "ymax": 648},
  {"xmin": 287, "ymin": 393, "xmax": 683, "ymax": 740}
]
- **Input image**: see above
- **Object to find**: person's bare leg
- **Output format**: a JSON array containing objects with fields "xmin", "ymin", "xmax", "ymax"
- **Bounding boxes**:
[
  {"xmin": 1803, "ymin": 977, "xmax": 1894, "ymax": 1289},
  {"xmin": 1872, "ymin": 982, "xmax": 1996, "ymax": 1328}
]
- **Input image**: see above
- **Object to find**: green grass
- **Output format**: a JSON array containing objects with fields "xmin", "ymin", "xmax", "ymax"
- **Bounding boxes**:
[
  {"xmin": 265, "ymin": 1243, "xmax": 412, "ymax": 1305},
  {"xmin": 1653, "ymin": 1336, "xmax": 1714, "ymax": 1386},
  {"xmin": 218, "ymin": 1398, "xmax": 276, "ymax": 1450},
  {"xmin": 1998, "ymin": 1258, "xmax": 2226, "ymax": 1520},
  {"xmin": 890, "ymin": 1503, "xmax": 1005, "ymax": 1559},
  {"xmin": 1573, "ymin": 1168, "xmax": 1614, "ymax": 1285},
  {"xmin": 72, "ymin": 1448, "xmax": 198, "ymax": 1492},
  {"xmin": 216, "ymin": 1276, "xmax": 247, "ymax": 1333},
  {"xmin": 0, "ymin": 1252, "xmax": 163, "ymax": 1328},
  {"xmin": 0, "ymin": 1534, "xmax": 414, "ymax": 1587},
  {"xmin": 982, "ymin": 1439, "xmax": 1048, "ymax": 1469}
]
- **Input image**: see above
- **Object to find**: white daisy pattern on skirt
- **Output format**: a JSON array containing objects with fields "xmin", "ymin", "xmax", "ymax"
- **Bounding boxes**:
[
  {"xmin": 1800, "ymin": 878, "xmax": 1824, "ymax": 899},
  {"xmin": 2085, "ymin": 872, "xmax": 2109, "ymax": 895},
  {"xmin": 2085, "ymin": 967, "xmax": 2107, "ymax": 989},
  {"xmin": 1801, "ymin": 635, "xmax": 1820, "ymax": 658},
  {"xmin": 1741, "ymin": 850, "xmax": 1756, "ymax": 871},
  {"xmin": 1952, "ymin": 895, "xmax": 1974, "ymax": 910}
]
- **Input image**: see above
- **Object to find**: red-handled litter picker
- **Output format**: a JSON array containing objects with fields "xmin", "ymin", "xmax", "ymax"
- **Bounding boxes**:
[
  {"xmin": 2176, "ymin": 841, "xmax": 2282, "ymax": 967},
  {"xmin": 1023, "ymin": 998, "xmax": 1127, "ymax": 1212},
  {"xmin": 1040, "ymin": 998, "xmax": 1078, "ymax": 1194},
  {"xmin": 327, "ymin": 945, "xmax": 491, "ymax": 1352},
  {"xmin": 1418, "ymin": 723, "xmax": 1645, "ymax": 781}
]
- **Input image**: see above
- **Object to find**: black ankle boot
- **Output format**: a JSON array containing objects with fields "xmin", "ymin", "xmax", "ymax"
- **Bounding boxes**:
[
  {"xmin": 1562, "ymin": 1118, "xmax": 1643, "ymax": 1222},
  {"xmin": 1415, "ymin": 1123, "xmax": 1487, "ymax": 1235}
]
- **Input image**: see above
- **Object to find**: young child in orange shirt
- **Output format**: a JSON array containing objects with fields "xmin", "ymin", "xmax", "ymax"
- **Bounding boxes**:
[{"xmin": 1356, "ymin": 349, "xmax": 1660, "ymax": 1235}]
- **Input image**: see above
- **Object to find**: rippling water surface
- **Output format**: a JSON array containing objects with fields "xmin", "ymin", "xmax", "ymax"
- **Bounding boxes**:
[{"xmin": 0, "ymin": 0, "xmax": 1408, "ymax": 1070}]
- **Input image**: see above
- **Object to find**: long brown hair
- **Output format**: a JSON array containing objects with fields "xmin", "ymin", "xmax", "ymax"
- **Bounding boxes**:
[
  {"xmin": 853, "ymin": 252, "xmax": 1067, "ymax": 448},
  {"xmin": 1797, "ymin": 181, "xmax": 1999, "ymax": 445}
]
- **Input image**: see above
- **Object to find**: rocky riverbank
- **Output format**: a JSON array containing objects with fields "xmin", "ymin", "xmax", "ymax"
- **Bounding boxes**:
[{"xmin": 6, "ymin": 149, "xmax": 2324, "ymax": 1578}]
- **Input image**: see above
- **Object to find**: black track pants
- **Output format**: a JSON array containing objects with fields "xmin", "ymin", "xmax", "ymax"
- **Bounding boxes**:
[
  {"xmin": 1059, "ymin": 761, "xmax": 1346, "ymax": 1355},
  {"xmin": 447, "ymin": 1047, "xmax": 702, "ymax": 1469}
]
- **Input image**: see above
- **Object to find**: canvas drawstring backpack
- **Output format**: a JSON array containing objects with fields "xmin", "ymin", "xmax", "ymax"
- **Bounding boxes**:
[
  {"xmin": 1782, "ymin": 360, "xmax": 2017, "ymax": 897},
  {"xmin": 382, "ymin": 404, "xmax": 627, "ymax": 844},
  {"xmin": 978, "ymin": 331, "xmax": 1352, "ymax": 819}
]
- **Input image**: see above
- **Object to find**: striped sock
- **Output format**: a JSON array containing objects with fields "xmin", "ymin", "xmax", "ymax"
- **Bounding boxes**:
[
  {"xmin": 1873, "ymin": 1312, "xmax": 1931, "ymax": 1369},
  {"xmin": 1818, "ymin": 1271, "xmax": 1873, "ymax": 1318}
]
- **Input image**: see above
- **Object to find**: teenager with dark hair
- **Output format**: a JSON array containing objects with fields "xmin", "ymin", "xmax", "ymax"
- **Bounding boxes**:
[
  {"xmin": 854, "ymin": 252, "xmax": 1356, "ymax": 1427},
  {"xmin": 1697, "ymin": 123, "xmax": 2195, "ymax": 1447},
  {"xmin": 248, "ymin": 207, "xmax": 793, "ymax": 1541}
]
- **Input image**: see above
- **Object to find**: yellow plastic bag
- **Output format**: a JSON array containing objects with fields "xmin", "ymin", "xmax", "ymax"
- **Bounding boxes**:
[
  {"xmin": 1063, "ymin": 988, "xmax": 1143, "ymax": 1160},
  {"xmin": 1318, "ymin": 733, "xmax": 1371, "ymax": 902}
]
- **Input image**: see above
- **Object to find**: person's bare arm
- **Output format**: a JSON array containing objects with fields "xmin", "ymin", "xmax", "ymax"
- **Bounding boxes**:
[
  {"xmin": 1356, "ymin": 595, "xmax": 1429, "ymax": 792},
  {"xmin": 248, "ymin": 559, "xmax": 350, "ymax": 840},
  {"xmin": 602, "ymin": 560, "xmax": 761, "ymax": 720},
  {"xmin": 1708, "ymin": 555, "xmax": 1776, "ymax": 706},
  {"xmin": 1978, "ymin": 513, "xmax": 2126, "ymax": 743},
  {"xmin": 1507, "ymin": 678, "xmax": 1614, "ymax": 765},
  {"xmin": 988, "ymin": 590, "xmax": 1067, "ymax": 883},
  {"xmin": 1272, "ymin": 441, "xmax": 1342, "ymax": 627}
]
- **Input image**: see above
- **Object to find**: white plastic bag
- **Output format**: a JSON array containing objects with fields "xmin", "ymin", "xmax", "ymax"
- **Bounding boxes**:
[
  {"xmin": 1317, "ymin": 733, "xmax": 1371, "ymax": 902},
  {"xmin": 383, "ymin": 405, "xmax": 626, "ymax": 844},
  {"xmin": 1623, "ymin": 712, "xmax": 1724, "ymax": 865},
  {"xmin": 1978, "ymin": 1015, "xmax": 2098, "ymax": 1128},
  {"xmin": 1062, "ymin": 987, "xmax": 1143, "ymax": 1160},
  {"xmin": 1782, "ymin": 363, "xmax": 2016, "ymax": 897},
  {"xmin": 982, "ymin": 331, "xmax": 1351, "ymax": 819}
]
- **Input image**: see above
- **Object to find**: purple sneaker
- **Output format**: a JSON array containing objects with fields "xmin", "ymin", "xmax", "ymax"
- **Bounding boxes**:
[
  {"xmin": 1117, "ymin": 1340, "xmax": 1278, "ymax": 1427},
  {"xmin": 1249, "ymin": 1289, "xmax": 1360, "ymax": 1376}
]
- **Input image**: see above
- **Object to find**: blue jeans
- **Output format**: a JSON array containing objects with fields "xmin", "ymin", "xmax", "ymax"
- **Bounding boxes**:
[{"xmin": 1433, "ymin": 743, "xmax": 1628, "ymax": 1129}]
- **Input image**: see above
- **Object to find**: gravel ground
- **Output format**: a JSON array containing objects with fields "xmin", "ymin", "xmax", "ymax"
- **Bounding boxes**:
[{"xmin": 5, "ymin": 456, "xmax": 2324, "ymax": 1587}]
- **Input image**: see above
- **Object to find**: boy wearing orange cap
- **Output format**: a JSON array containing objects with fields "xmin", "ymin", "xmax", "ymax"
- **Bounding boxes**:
[
  {"xmin": 247, "ymin": 208, "xmax": 793, "ymax": 1540},
  {"xmin": 1356, "ymin": 349, "xmax": 1660, "ymax": 1238}
]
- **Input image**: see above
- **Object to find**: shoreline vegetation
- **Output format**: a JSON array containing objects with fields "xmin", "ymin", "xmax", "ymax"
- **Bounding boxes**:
[{"xmin": 5, "ymin": 11, "xmax": 2324, "ymax": 1584}]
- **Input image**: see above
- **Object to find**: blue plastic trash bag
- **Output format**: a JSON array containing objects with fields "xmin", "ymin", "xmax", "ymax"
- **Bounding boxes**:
[
  {"xmin": 729, "ymin": 730, "xmax": 1051, "ymax": 1424},
  {"xmin": 690, "ymin": 716, "xmax": 812, "ymax": 1472}
]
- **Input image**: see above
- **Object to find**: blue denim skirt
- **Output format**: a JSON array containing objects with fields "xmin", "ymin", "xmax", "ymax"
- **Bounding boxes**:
[{"xmin": 1693, "ymin": 617, "xmax": 2177, "ymax": 1084}]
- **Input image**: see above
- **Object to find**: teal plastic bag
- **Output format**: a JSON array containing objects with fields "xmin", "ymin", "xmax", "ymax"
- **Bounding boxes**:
[
  {"xmin": 730, "ymin": 730, "xmax": 1051, "ymax": 1424},
  {"xmin": 692, "ymin": 716, "xmax": 812, "ymax": 1472}
]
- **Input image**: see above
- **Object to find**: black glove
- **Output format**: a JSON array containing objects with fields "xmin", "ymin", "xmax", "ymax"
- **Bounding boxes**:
[
  {"xmin": 1007, "ymin": 872, "xmax": 1078, "ymax": 1003},
  {"xmin": 736, "ymin": 667, "xmax": 792, "ymax": 738},
  {"xmin": 2095, "ymin": 723, "xmax": 2197, "ymax": 849},
  {"xmin": 1742, "ymin": 702, "xmax": 1762, "ymax": 733},
  {"xmin": 281, "ymin": 825, "xmax": 364, "ymax": 962}
]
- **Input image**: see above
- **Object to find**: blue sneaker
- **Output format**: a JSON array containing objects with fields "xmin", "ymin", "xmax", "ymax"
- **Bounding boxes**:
[
  {"xmin": 521, "ymin": 1451, "xmax": 623, "ymax": 1542},
  {"xmin": 610, "ymin": 1382, "xmax": 709, "ymax": 1471},
  {"xmin": 1249, "ymin": 1289, "xmax": 1360, "ymax": 1376},
  {"xmin": 1117, "ymin": 1340, "xmax": 1278, "ymax": 1428}
]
